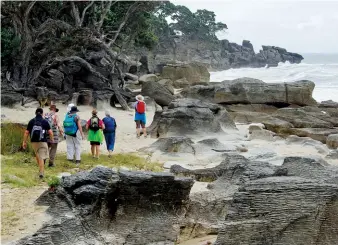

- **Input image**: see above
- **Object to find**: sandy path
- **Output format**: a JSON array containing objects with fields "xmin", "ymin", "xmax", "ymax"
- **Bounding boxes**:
[
  {"xmin": 1, "ymin": 104, "xmax": 157, "ymax": 155},
  {"xmin": 1, "ymin": 186, "xmax": 50, "ymax": 244}
]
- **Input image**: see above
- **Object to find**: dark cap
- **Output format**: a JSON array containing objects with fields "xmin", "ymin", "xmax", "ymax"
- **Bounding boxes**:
[
  {"xmin": 70, "ymin": 106, "xmax": 79, "ymax": 113},
  {"xmin": 35, "ymin": 108, "xmax": 43, "ymax": 115}
]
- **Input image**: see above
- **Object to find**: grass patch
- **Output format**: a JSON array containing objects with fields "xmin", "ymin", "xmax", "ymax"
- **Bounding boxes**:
[
  {"xmin": 1, "ymin": 152, "xmax": 163, "ymax": 188},
  {"xmin": 1, "ymin": 123, "xmax": 33, "ymax": 155}
]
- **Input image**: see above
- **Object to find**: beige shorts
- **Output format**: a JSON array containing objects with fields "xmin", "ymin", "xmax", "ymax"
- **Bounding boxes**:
[{"xmin": 31, "ymin": 142, "xmax": 49, "ymax": 160}]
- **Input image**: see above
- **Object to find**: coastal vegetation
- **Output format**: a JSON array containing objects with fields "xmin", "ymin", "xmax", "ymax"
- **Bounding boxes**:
[{"xmin": 1, "ymin": 1, "xmax": 226, "ymax": 90}]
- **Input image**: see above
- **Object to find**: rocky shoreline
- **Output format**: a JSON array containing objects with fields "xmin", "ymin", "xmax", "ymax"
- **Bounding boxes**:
[
  {"xmin": 6, "ymin": 68, "xmax": 338, "ymax": 244},
  {"xmin": 3, "ymin": 46, "xmax": 338, "ymax": 245}
]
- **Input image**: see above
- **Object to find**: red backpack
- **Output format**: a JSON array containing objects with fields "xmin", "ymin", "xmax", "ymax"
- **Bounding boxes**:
[{"xmin": 136, "ymin": 101, "xmax": 145, "ymax": 114}]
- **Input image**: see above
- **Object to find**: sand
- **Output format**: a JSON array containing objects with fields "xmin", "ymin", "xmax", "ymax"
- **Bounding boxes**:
[{"xmin": 1, "ymin": 103, "xmax": 157, "ymax": 155}]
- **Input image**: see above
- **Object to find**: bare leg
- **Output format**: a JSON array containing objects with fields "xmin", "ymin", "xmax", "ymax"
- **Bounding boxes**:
[
  {"xmin": 36, "ymin": 155, "xmax": 44, "ymax": 177},
  {"xmin": 95, "ymin": 145, "xmax": 100, "ymax": 158},
  {"xmin": 91, "ymin": 145, "xmax": 95, "ymax": 157},
  {"xmin": 142, "ymin": 127, "xmax": 147, "ymax": 138}
]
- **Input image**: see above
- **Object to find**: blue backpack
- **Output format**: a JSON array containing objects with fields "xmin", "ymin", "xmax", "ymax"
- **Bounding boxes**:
[
  {"xmin": 103, "ymin": 117, "xmax": 116, "ymax": 133},
  {"xmin": 63, "ymin": 114, "xmax": 78, "ymax": 136}
]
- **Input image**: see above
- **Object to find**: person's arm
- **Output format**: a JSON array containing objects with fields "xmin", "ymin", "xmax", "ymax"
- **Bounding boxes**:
[
  {"xmin": 48, "ymin": 129, "xmax": 54, "ymax": 143},
  {"xmin": 23, "ymin": 120, "xmax": 32, "ymax": 149},
  {"xmin": 85, "ymin": 119, "xmax": 90, "ymax": 130},
  {"xmin": 77, "ymin": 116, "xmax": 85, "ymax": 139},
  {"xmin": 22, "ymin": 130, "xmax": 29, "ymax": 149},
  {"xmin": 100, "ymin": 120, "xmax": 105, "ymax": 130}
]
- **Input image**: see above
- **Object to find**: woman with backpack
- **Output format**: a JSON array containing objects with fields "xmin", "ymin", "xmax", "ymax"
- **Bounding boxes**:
[
  {"xmin": 86, "ymin": 109, "xmax": 105, "ymax": 159},
  {"xmin": 102, "ymin": 110, "xmax": 117, "ymax": 157},
  {"xmin": 134, "ymin": 95, "xmax": 147, "ymax": 138},
  {"xmin": 44, "ymin": 105, "xmax": 64, "ymax": 167}
]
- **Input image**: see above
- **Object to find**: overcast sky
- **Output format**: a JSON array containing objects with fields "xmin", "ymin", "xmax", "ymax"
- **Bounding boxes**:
[{"xmin": 172, "ymin": 0, "xmax": 338, "ymax": 54}]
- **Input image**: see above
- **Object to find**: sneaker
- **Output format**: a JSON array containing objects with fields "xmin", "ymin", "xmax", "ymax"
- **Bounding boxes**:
[
  {"xmin": 39, "ymin": 173, "xmax": 44, "ymax": 179},
  {"xmin": 75, "ymin": 160, "xmax": 81, "ymax": 166},
  {"xmin": 48, "ymin": 162, "xmax": 55, "ymax": 167}
]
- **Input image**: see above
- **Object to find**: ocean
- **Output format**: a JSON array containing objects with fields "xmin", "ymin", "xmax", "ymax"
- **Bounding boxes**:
[{"xmin": 210, "ymin": 53, "xmax": 338, "ymax": 103}]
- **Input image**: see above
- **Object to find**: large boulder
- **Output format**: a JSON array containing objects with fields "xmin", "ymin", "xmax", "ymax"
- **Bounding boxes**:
[
  {"xmin": 319, "ymin": 100, "xmax": 338, "ymax": 108},
  {"xmin": 14, "ymin": 166, "xmax": 194, "ymax": 245},
  {"xmin": 273, "ymin": 107, "xmax": 335, "ymax": 128},
  {"xmin": 158, "ymin": 79, "xmax": 175, "ymax": 95},
  {"xmin": 281, "ymin": 128, "xmax": 338, "ymax": 143},
  {"xmin": 148, "ymin": 98, "xmax": 236, "ymax": 137},
  {"xmin": 160, "ymin": 62, "xmax": 210, "ymax": 87},
  {"xmin": 141, "ymin": 81, "xmax": 174, "ymax": 107},
  {"xmin": 327, "ymin": 134, "xmax": 338, "ymax": 149},
  {"xmin": 183, "ymin": 78, "xmax": 317, "ymax": 106},
  {"xmin": 139, "ymin": 74, "xmax": 158, "ymax": 84},
  {"xmin": 214, "ymin": 156, "xmax": 338, "ymax": 245},
  {"xmin": 1, "ymin": 91, "xmax": 23, "ymax": 107}
]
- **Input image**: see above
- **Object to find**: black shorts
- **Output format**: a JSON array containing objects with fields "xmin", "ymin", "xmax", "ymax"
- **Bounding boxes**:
[{"xmin": 90, "ymin": 141, "xmax": 101, "ymax": 145}]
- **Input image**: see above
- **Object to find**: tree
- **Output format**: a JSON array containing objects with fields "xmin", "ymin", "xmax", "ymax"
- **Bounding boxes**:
[{"xmin": 1, "ymin": 1, "xmax": 159, "ymax": 88}]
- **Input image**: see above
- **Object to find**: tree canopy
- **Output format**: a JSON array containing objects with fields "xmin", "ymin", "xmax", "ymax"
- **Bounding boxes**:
[{"xmin": 1, "ymin": 1, "xmax": 227, "ymax": 88}]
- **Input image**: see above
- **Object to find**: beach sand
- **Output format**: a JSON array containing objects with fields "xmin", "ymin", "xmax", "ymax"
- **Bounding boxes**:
[{"xmin": 1, "ymin": 103, "xmax": 157, "ymax": 155}]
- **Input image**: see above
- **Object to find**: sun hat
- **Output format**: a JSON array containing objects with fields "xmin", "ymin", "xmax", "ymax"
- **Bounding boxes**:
[
  {"xmin": 135, "ymin": 94, "xmax": 144, "ymax": 101},
  {"xmin": 70, "ymin": 106, "xmax": 79, "ymax": 113},
  {"xmin": 67, "ymin": 103, "xmax": 75, "ymax": 112},
  {"xmin": 49, "ymin": 104, "xmax": 59, "ymax": 112}
]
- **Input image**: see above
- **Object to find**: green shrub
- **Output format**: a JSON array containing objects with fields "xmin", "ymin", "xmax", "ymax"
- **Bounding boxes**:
[
  {"xmin": 47, "ymin": 176, "xmax": 60, "ymax": 188},
  {"xmin": 1, "ymin": 123, "xmax": 33, "ymax": 155}
]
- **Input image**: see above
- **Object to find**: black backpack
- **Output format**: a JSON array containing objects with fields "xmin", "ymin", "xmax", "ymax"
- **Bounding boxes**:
[
  {"xmin": 30, "ymin": 119, "xmax": 44, "ymax": 142},
  {"xmin": 89, "ymin": 116, "xmax": 100, "ymax": 132}
]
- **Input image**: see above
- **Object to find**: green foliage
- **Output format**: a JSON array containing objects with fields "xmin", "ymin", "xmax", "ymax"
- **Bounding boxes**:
[
  {"xmin": 169, "ymin": 5, "xmax": 227, "ymax": 40},
  {"xmin": 47, "ymin": 176, "xmax": 60, "ymax": 188},
  {"xmin": 1, "ymin": 123, "xmax": 33, "ymax": 155},
  {"xmin": 1, "ymin": 28, "xmax": 20, "ymax": 66}
]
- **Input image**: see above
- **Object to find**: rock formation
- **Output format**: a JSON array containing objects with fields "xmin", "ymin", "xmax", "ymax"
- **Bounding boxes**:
[
  {"xmin": 14, "ymin": 166, "xmax": 193, "ymax": 245},
  {"xmin": 135, "ymin": 38, "xmax": 304, "ymax": 72},
  {"xmin": 183, "ymin": 78, "xmax": 317, "ymax": 106},
  {"xmin": 214, "ymin": 156, "xmax": 338, "ymax": 245},
  {"xmin": 159, "ymin": 62, "xmax": 210, "ymax": 87},
  {"xmin": 147, "ymin": 98, "xmax": 236, "ymax": 138}
]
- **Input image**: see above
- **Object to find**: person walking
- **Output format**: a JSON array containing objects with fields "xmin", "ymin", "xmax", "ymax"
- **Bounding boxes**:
[
  {"xmin": 134, "ymin": 95, "xmax": 147, "ymax": 138},
  {"xmin": 102, "ymin": 110, "xmax": 117, "ymax": 157},
  {"xmin": 63, "ymin": 106, "xmax": 85, "ymax": 164},
  {"xmin": 44, "ymin": 105, "xmax": 64, "ymax": 167},
  {"xmin": 22, "ymin": 108, "xmax": 54, "ymax": 178},
  {"xmin": 86, "ymin": 109, "xmax": 105, "ymax": 158}
]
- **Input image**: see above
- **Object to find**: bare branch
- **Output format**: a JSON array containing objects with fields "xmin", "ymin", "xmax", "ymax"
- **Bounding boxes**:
[
  {"xmin": 96, "ymin": 1, "xmax": 115, "ymax": 31},
  {"xmin": 70, "ymin": 1, "xmax": 81, "ymax": 27},
  {"xmin": 51, "ymin": 56, "xmax": 108, "ymax": 82},
  {"xmin": 80, "ymin": 1, "xmax": 94, "ymax": 27},
  {"xmin": 110, "ymin": 2, "xmax": 139, "ymax": 46},
  {"xmin": 35, "ymin": 19, "xmax": 72, "ymax": 37},
  {"xmin": 24, "ymin": 1, "xmax": 36, "ymax": 21}
]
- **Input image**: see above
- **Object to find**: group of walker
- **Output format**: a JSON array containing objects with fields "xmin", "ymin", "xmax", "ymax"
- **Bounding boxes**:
[{"xmin": 22, "ymin": 95, "xmax": 147, "ymax": 178}]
